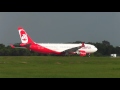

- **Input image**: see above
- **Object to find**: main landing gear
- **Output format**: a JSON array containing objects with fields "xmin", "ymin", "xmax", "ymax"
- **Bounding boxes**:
[{"xmin": 88, "ymin": 53, "xmax": 90, "ymax": 57}]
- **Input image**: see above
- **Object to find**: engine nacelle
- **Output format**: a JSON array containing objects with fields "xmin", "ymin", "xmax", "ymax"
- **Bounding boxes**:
[
  {"xmin": 80, "ymin": 52, "xmax": 86, "ymax": 56},
  {"xmin": 76, "ymin": 50, "xmax": 86, "ymax": 57}
]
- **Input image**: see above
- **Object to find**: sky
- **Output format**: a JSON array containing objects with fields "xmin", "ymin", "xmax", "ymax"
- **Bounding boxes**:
[{"xmin": 0, "ymin": 12, "xmax": 120, "ymax": 47}]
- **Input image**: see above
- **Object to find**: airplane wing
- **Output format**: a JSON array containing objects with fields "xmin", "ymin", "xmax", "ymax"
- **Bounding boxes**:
[
  {"xmin": 62, "ymin": 46, "xmax": 80, "ymax": 54},
  {"xmin": 61, "ymin": 42, "xmax": 85, "ymax": 54},
  {"xmin": 10, "ymin": 44, "xmax": 27, "ymax": 49}
]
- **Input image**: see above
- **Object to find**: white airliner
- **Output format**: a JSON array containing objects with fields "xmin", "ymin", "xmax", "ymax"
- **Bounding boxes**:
[{"xmin": 10, "ymin": 27, "xmax": 98, "ymax": 56}]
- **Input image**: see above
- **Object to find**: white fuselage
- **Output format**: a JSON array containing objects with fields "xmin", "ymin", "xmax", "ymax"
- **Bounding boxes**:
[{"xmin": 37, "ymin": 43, "xmax": 98, "ymax": 53}]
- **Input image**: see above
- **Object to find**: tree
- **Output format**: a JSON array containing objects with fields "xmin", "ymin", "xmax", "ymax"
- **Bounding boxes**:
[{"xmin": 102, "ymin": 40, "xmax": 110, "ymax": 46}]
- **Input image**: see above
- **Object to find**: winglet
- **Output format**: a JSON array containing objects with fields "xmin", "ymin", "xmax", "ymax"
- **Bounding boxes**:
[
  {"xmin": 82, "ymin": 42, "xmax": 85, "ymax": 47},
  {"xmin": 80, "ymin": 42, "xmax": 85, "ymax": 48},
  {"xmin": 10, "ymin": 44, "xmax": 15, "ymax": 48}
]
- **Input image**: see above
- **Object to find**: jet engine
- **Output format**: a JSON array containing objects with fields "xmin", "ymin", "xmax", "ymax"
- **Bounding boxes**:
[{"xmin": 76, "ymin": 50, "xmax": 86, "ymax": 56}]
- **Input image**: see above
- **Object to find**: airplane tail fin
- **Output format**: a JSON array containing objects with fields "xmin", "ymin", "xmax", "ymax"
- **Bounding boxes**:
[{"xmin": 18, "ymin": 27, "xmax": 35, "ymax": 44}]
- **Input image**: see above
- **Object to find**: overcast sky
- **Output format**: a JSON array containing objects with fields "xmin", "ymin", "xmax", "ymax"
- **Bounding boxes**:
[{"xmin": 0, "ymin": 12, "xmax": 120, "ymax": 46}]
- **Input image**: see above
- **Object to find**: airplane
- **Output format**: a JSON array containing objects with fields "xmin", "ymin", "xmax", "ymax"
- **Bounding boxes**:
[{"xmin": 10, "ymin": 27, "xmax": 98, "ymax": 57}]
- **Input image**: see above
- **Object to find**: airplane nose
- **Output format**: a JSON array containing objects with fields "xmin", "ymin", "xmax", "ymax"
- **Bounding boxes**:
[{"xmin": 95, "ymin": 47, "xmax": 98, "ymax": 52}]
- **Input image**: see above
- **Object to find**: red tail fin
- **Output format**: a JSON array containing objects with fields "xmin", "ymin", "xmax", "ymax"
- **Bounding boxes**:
[{"xmin": 18, "ymin": 27, "xmax": 35, "ymax": 44}]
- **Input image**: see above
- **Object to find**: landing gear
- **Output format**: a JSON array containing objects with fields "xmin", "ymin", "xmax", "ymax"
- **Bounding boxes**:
[
  {"xmin": 65, "ymin": 52, "xmax": 69, "ymax": 56},
  {"xmin": 64, "ymin": 52, "xmax": 71, "ymax": 56},
  {"xmin": 88, "ymin": 53, "xmax": 90, "ymax": 57}
]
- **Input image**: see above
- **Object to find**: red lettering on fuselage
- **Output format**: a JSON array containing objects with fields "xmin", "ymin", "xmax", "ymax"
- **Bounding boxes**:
[{"xmin": 81, "ymin": 46, "xmax": 91, "ymax": 49}]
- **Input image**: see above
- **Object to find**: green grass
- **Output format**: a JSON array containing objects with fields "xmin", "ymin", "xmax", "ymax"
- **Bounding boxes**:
[{"xmin": 0, "ymin": 56, "xmax": 120, "ymax": 78}]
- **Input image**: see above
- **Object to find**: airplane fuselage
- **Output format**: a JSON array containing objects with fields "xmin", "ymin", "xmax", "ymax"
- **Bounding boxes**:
[{"xmin": 29, "ymin": 43, "xmax": 97, "ymax": 55}]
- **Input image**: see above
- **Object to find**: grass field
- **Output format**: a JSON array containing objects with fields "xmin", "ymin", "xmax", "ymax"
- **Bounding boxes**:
[{"xmin": 0, "ymin": 56, "xmax": 120, "ymax": 78}]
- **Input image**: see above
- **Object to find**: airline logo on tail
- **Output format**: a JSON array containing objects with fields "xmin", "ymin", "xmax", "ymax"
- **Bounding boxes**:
[{"xmin": 18, "ymin": 28, "xmax": 28, "ymax": 43}]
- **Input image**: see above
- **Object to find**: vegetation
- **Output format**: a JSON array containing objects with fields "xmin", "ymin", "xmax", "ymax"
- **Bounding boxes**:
[
  {"xmin": 0, "ymin": 40, "xmax": 120, "ymax": 78},
  {"xmin": 0, "ymin": 56, "xmax": 120, "ymax": 78},
  {"xmin": 0, "ymin": 40, "xmax": 120, "ymax": 56}
]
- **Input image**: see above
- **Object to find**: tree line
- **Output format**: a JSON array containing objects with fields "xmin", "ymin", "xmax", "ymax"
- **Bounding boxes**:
[{"xmin": 0, "ymin": 40, "xmax": 120, "ymax": 56}]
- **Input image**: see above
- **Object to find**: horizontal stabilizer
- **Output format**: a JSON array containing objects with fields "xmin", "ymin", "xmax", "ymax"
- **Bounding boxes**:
[
  {"xmin": 10, "ymin": 44, "xmax": 15, "ymax": 48},
  {"xmin": 10, "ymin": 44, "xmax": 27, "ymax": 49}
]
